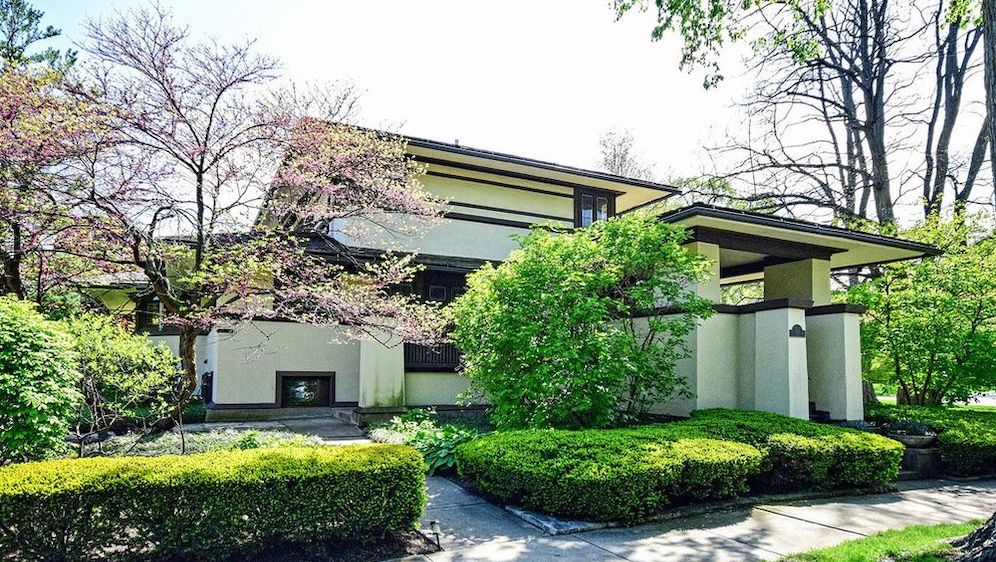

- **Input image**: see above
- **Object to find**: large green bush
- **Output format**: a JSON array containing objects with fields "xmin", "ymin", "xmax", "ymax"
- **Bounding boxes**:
[
  {"xmin": 866, "ymin": 405, "xmax": 996, "ymax": 476},
  {"xmin": 63, "ymin": 314, "xmax": 179, "ymax": 443},
  {"xmin": 0, "ymin": 296, "xmax": 78, "ymax": 462},
  {"xmin": 457, "ymin": 409, "xmax": 902, "ymax": 522},
  {"xmin": 0, "ymin": 444, "xmax": 426, "ymax": 561},
  {"xmin": 447, "ymin": 212, "xmax": 713, "ymax": 429}
]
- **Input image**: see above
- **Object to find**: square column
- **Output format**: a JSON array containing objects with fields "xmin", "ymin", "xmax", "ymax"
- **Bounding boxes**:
[
  {"xmin": 751, "ymin": 306, "xmax": 810, "ymax": 419},
  {"xmin": 806, "ymin": 306, "xmax": 865, "ymax": 421},
  {"xmin": 764, "ymin": 259, "xmax": 831, "ymax": 305},
  {"xmin": 682, "ymin": 241, "xmax": 721, "ymax": 303},
  {"xmin": 358, "ymin": 335, "xmax": 405, "ymax": 409}
]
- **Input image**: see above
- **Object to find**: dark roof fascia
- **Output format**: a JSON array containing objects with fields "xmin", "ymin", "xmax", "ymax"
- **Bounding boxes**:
[
  {"xmin": 304, "ymin": 236, "xmax": 494, "ymax": 272},
  {"xmin": 661, "ymin": 203, "xmax": 942, "ymax": 256},
  {"xmin": 405, "ymin": 135, "xmax": 680, "ymax": 195}
]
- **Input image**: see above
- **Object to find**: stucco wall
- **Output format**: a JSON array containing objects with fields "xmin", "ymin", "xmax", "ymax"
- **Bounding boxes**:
[
  {"xmin": 405, "ymin": 372, "xmax": 477, "ymax": 406},
  {"xmin": 147, "ymin": 334, "xmax": 210, "ymax": 394},
  {"xmin": 806, "ymin": 312, "xmax": 863, "ymax": 420},
  {"xmin": 212, "ymin": 322, "xmax": 360, "ymax": 406}
]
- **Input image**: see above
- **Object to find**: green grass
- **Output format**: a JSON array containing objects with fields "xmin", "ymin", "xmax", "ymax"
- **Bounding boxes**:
[{"xmin": 780, "ymin": 521, "xmax": 980, "ymax": 562}]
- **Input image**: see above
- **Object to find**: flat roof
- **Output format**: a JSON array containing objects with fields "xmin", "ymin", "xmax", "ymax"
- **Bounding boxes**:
[
  {"xmin": 661, "ymin": 204, "xmax": 941, "ymax": 280},
  {"xmin": 405, "ymin": 135, "xmax": 680, "ymax": 195}
]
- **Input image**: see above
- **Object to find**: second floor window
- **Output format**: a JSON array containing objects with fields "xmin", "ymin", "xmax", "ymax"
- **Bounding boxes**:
[{"xmin": 575, "ymin": 189, "xmax": 614, "ymax": 227}]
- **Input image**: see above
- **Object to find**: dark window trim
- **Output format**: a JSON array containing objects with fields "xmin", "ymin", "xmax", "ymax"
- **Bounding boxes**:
[
  {"xmin": 574, "ymin": 187, "xmax": 617, "ymax": 227},
  {"xmin": 275, "ymin": 371, "xmax": 335, "ymax": 408}
]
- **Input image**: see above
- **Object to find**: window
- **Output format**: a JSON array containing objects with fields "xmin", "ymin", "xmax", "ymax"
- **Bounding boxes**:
[
  {"xmin": 418, "ymin": 270, "xmax": 467, "ymax": 304},
  {"xmin": 575, "ymin": 189, "xmax": 615, "ymax": 227}
]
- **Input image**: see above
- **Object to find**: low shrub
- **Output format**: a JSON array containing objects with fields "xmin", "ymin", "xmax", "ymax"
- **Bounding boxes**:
[
  {"xmin": 370, "ymin": 408, "xmax": 482, "ymax": 474},
  {"xmin": 867, "ymin": 405, "xmax": 996, "ymax": 476},
  {"xmin": 456, "ymin": 409, "xmax": 902, "ymax": 523},
  {"xmin": 457, "ymin": 428, "xmax": 762, "ymax": 522},
  {"xmin": 682, "ymin": 409, "xmax": 904, "ymax": 490},
  {"xmin": 0, "ymin": 444, "xmax": 426, "ymax": 561}
]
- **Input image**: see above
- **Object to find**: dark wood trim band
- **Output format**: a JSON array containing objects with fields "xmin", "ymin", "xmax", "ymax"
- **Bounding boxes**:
[
  {"xmin": 206, "ymin": 402, "xmax": 279, "ymax": 410},
  {"xmin": 426, "ymin": 170, "xmax": 573, "ymax": 199},
  {"xmin": 636, "ymin": 298, "xmax": 815, "ymax": 318},
  {"xmin": 448, "ymin": 200, "xmax": 572, "ymax": 223},
  {"xmin": 806, "ymin": 303, "xmax": 867, "ymax": 316},
  {"xmin": 444, "ymin": 212, "xmax": 536, "ymax": 230},
  {"xmin": 417, "ymin": 155, "xmax": 629, "ymax": 195},
  {"xmin": 720, "ymin": 256, "xmax": 798, "ymax": 279},
  {"xmin": 689, "ymin": 226, "xmax": 846, "ymax": 261}
]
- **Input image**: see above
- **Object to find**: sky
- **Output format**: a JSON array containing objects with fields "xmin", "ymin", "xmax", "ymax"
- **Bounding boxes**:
[{"xmin": 35, "ymin": 0, "xmax": 755, "ymax": 181}]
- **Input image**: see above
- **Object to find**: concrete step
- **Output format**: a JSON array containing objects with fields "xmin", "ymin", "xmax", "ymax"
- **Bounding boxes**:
[{"xmin": 898, "ymin": 470, "xmax": 920, "ymax": 481}]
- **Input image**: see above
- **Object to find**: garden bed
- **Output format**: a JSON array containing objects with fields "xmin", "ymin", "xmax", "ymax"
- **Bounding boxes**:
[
  {"xmin": 456, "ymin": 409, "xmax": 904, "ymax": 524},
  {"xmin": 866, "ymin": 405, "xmax": 996, "ymax": 477}
]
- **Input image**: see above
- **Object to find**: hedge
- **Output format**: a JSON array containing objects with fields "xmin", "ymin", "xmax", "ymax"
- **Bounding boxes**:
[
  {"xmin": 0, "ymin": 444, "xmax": 426, "ymax": 562},
  {"xmin": 866, "ymin": 405, "xmax": 996, "ymax": 476},
  {"xmin": 456, "ymin": 409, "xmax": 902, "ymax": 523}
]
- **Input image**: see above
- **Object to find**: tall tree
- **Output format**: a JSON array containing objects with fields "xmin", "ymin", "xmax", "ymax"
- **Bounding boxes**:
[
  {"xmin": 598, "ymin": 128, "xmax": 657, "ymax": 180},
  {"xmin": 985, "ymin": 0, "xmax": 996, "ymax": 195},
  {"xmin": 0, "ymin": 0, "xmax": 89, "ymax": 301},
  {"xmin": 75, "ymin": 6, "xmax": 445, "ymax": 414},
  {"xmin": 617, "ymin": 0, "xmax": 992, "ymax": 223},
  {"xmin": 0, "ymin": 0, "xmax": 74, "ymax": 69}
]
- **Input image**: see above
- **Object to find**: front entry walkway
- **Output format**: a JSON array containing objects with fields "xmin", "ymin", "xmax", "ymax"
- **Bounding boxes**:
[{"xmin": 398, "ymin": 477, "xmax": 996, "ymax": 561}]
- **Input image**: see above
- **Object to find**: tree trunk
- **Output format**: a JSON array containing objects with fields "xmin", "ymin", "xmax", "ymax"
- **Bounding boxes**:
[
  {"xmin": 174, "ymin": 325, "xmax": 199, "ymax": 421},
  {"xmin": 985, "ymin": 0, "xmax": 996, "ymax": 183},
  {"xmin": 863, "ymin": 380, "xmax": 880, "ymax": 405},
  {"xmin": 954, "ymin": 512, "xmax": 996, "ymax": 561}
]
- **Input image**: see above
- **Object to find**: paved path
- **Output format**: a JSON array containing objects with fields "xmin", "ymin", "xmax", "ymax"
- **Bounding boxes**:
[{"xmin": 398, "ymin": 477, "xmax": 996, "ymax": 561}]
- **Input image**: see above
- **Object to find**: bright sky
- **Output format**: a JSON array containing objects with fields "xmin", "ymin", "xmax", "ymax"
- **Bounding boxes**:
[{"xmin": 37, "ymin": 0, "xmax": 754, "ymax": 181}]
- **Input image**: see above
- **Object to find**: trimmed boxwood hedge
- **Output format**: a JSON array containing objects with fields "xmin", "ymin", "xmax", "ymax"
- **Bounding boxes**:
[
  {"xmin": 866, "ymin": 405, "xmax": 996, "ymax": 476},
  {"xmin": 0, "ymin": 444, "xmax": 426, "ymax": 562},
  {"xmin": 456, "ymin": 409, "xmax": 903, "ymax": 523}
]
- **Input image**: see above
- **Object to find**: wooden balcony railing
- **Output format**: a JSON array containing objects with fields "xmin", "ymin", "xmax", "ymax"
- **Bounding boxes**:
[{"xmin": 404, "ymin": 342, "xmax": 462, "ymax": 372}]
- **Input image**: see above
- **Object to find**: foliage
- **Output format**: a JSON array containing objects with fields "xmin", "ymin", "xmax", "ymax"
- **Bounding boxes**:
[
  {"xmin": 458, "ymin": 427, "xmax": 762, "ymax": 523},
  {"xmin": 779, "ymin": 521, "xmax": 982, "ymax": 562},
  {"xmin": 0, "ymin": 67, "xmax": 107, "ymax": 301},
  {"xmin": 456, "ymin": 409, "xmax": 902, "ymax": 522},
  {"xmin": 448, "ymin": 212, "xmax": 713, "ymax": 429},
  {"xmin": 0, "ymin": 444, "xmax": 427, "ymax": 561},
  {"xmin": 866, "ymin": 404, "xmax": 996, "ymax": 476},
  {"xmin": 67, "ymin": 7, "xmax": 446, "ymax": 415},
  {"xmin": 62, "ymin": 314, "xmax": 178, "ymax": 446},
  {"xmin": 89, "ymin": 428, "xmax": 323, "ymax": 458},
  {"xmin": 369, "ymin": 408, "xmax": 483, "ymax": 474},
  {"xmin": 0, "ymin": 296, "xmax": 77, "ymax": 462},
  {"xmin": 0, "ymin": 0, "xmax": 75, "ymax": 70},
  {"xmin": 849, "ymin": 219, "xmax": 996, "ymax": 406}
]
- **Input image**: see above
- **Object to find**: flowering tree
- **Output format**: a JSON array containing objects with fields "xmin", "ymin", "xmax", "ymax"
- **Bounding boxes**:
[
  {"xmin": 0, "ymin": 69, "xmax": 106, "ymax": 302},
  {"xmin": 74, "ymin": 6, "xmax": 445, "ymax": 414}
]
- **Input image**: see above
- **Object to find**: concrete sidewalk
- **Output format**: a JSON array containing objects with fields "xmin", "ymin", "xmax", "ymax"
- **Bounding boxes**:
[{"xmin": 399, "ymin": 477, "xmax": 996, "ymax": 561}]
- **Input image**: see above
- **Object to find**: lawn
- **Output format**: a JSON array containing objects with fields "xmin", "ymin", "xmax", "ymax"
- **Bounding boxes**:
[{"xmin": 780, "ymin": 521, "xmax": 981, "ymax": 562}]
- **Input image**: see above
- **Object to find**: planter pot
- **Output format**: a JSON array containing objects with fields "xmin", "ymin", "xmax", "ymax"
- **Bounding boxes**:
[{"xmin": 887, "ymin": 434, "xmax": 938, "ymax": 448}]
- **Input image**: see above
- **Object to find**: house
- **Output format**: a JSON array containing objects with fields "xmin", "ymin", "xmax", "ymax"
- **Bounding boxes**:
[{"xmin": 90, "ymin": 134, "xmax": 939, "ymax": 425}]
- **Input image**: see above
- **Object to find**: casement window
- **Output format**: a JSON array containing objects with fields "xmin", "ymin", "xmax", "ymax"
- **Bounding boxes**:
[
  {"xmin": 575, "ymin": 188, "xmax": 615, "ymax": 227},
  {"xmin": 419, "ymin": 270, "xmax": 467, "ymax": 304}
]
